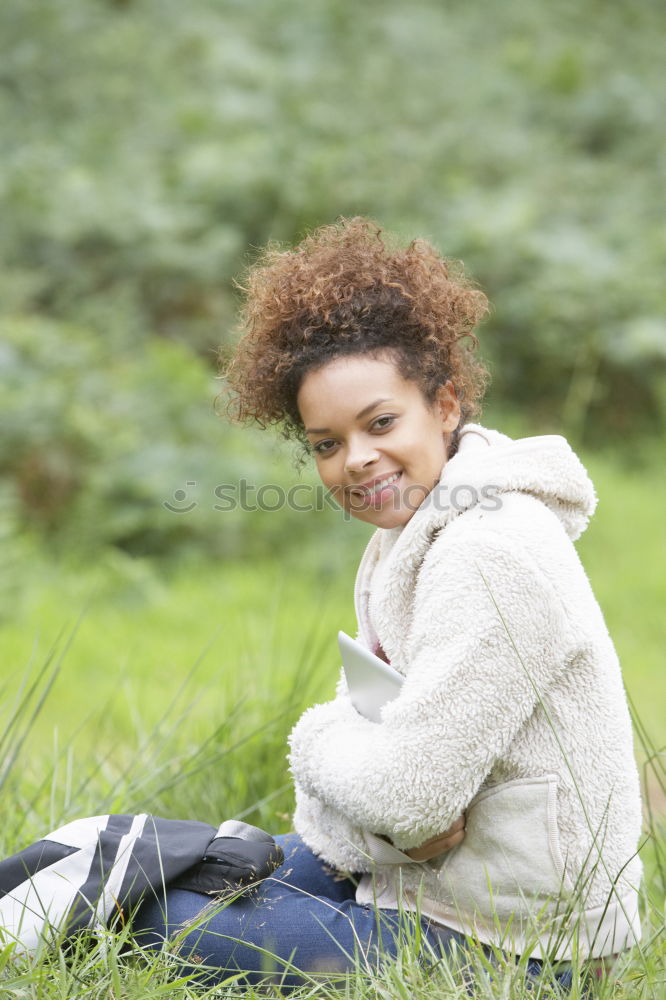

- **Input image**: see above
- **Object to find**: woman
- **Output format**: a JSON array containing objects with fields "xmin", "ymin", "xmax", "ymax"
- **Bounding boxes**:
[{"xmin": 134, "ymin": 219, "xmax": 643, "ymax": 988}]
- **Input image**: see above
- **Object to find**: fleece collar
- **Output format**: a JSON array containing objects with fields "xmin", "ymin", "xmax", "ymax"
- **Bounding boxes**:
[
  {"xmin": 353, "ymin": 424, "xmax": 597, "ymax": 664},
  {"xmin": 425, "ymin": 423, "xmax": 597, "ymax": 541}
]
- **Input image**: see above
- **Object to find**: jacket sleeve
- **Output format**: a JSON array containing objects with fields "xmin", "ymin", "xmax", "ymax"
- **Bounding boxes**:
[
  {"xmin": 292, "ymin": 786, "xmax": 377, "ymax": 872},
  {"xmin": 288, "ymin": 530, "xmax": 575, "ymax": 852}
]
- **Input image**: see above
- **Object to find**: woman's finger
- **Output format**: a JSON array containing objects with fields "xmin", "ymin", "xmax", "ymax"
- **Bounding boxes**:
[{"xmin": 405, "ymin": 826, "xmax": 466, "ymax": 861}]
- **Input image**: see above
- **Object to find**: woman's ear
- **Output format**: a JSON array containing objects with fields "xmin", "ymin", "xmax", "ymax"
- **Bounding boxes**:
[{"xmin": 436, "ymin": 381, "xmax": 461, "ymax": 432}]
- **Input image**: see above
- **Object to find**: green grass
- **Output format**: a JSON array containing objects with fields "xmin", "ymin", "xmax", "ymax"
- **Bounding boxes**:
[
  {"xmin": 0, "ymin": 448, "xmax": 664, "ymax": 997},
  {"xmin": 577, "ymin": 454, "xmax": 666, "ymax": 734},
  {"xmin": 2, "ymin": 445, "xmax": 663, "ymax": 751},
  {"xmin": 0, "ymin": 554, "xmax": 354, "ymax": 747},
  {"xmin": 0, "ymin": 554, "xmax": 360, "ymax": 851}
]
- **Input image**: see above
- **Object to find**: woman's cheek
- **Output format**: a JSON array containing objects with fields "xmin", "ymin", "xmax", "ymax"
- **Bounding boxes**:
[{"xmin": 330, "ymin": 484, "xmax": 348, "ymax": 511}]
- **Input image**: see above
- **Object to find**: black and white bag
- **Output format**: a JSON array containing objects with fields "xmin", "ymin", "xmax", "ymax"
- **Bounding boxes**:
[{"xmin": 0, "ymin": 814, "xmax": 283, "ymax": 955}]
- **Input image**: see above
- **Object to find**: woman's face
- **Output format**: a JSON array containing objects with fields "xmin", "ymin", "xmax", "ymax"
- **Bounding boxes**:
[{"xmin": 297, "ymin": 354, "xmax": 460, "ymax": 529}]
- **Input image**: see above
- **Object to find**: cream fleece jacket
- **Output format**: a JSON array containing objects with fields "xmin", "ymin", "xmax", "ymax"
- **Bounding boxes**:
[{"xmin": 288, "ymin": 425, "xmax": 643, "ymax": 960}]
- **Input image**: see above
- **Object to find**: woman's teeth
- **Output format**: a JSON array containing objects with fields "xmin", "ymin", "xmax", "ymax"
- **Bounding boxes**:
[{"xmin": 367, "ymin": 472, "xmax": 400, "ymax": 495}]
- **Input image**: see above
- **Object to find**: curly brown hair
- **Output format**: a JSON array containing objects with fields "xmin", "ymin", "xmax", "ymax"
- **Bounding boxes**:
[{"xmin": 222, "ymin": 218, "xmax": 489, "ymax": 449}]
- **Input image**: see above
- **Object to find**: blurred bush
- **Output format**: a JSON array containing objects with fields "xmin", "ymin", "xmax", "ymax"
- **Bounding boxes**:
[
  {"xmin": 1, "ymin": 0, "xmax": 664, "ymax": 558},
  {"xmin": 0, "ymin": 316, "xmax": 368, "ymax": 566}
]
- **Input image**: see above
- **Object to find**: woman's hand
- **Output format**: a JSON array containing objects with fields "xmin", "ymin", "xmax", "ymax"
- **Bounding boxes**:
[{"xmin": 404, "ymin": 814, "xmax": 466, "ymax": 861}]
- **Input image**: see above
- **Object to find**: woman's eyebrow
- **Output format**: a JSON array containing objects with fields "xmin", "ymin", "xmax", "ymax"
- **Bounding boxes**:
[
  {"xmin": 305, "ymin": 398, "xmax": 394, "ymax": 435},
  {"xmin": 356, "ymin": 397, "xmax": 393, "ymax": 420}
]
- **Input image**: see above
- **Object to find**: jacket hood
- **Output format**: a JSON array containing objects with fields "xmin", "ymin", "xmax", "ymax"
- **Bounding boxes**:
[
  {"xmin": 421, "ymin": 423, "xmax": 597, "ymax": 541},
  {"xmin": 354, "ymin": 423, "xmax": 597, "ymax": 671}
]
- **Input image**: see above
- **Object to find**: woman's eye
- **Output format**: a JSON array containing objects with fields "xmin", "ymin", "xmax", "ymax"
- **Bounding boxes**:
[
  {"xmin": 313, "ymin": 439, "xmax": 337, "ymax": 455},
  {"xmin": 372, "ymin": 415, "xmax": 395, "ymax": 431}
]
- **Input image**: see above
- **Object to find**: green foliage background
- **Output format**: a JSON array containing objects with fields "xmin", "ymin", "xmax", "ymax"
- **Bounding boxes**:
[{"xmin": 1, "ymin": 0, "xmax": 665, "ymax": 561}]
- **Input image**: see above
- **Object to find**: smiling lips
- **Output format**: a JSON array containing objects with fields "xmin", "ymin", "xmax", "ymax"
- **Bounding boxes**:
[{"xmin": 348, "ymin": 471, "xmax": 402, "ymax": 499}]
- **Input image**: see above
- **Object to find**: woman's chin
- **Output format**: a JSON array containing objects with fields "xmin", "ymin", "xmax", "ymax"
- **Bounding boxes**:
[{"xmin": 347, "ymin": 504, "xmax": 414, "ymax": 530}]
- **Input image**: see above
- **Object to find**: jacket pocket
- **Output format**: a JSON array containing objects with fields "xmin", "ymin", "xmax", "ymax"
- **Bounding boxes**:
[{"xmin": 433, "ymin": 775, "xmax": 571, "ymax": 923}]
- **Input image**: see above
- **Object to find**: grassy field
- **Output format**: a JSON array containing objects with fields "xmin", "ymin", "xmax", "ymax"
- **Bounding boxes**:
[
  {"xmin": 0, "ymin": 447, "xmax": 664, "ymax": 997},
  {"xmin": 2, "ymin": 443, "xmax": 664, "ymax": 755}
]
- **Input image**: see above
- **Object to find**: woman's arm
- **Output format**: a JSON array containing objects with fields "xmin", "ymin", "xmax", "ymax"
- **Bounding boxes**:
[
  {"xmin": 292, "ymin": 787, "xmax": 376, "ymax": 872},
  {"xmin": 289, "ymin": 530, "xmax": 573, "ymax": 852}
]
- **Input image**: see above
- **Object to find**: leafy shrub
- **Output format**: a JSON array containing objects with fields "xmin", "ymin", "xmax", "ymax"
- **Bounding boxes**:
[
  {"xmin": 0, "ymin": 316, "xmax": 363, "ymax": 560},
  {"xmin": 0, "ymin": 0, "xmax": 664, "ymax": 444},
  {"xmin": 2, "ymin": 0, "xmax": 665, "ymax": 558}
]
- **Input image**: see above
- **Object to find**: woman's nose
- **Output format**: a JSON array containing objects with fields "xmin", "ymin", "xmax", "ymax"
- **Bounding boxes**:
[{"xmin": 344, "ymin": 438, "xmax": 379, "ymax": 474}]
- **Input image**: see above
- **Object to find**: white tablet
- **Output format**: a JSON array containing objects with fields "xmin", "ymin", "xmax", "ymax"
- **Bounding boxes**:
[{"xmin": 338, "ymin": 631, "xmax": 403, "ymax": 723}]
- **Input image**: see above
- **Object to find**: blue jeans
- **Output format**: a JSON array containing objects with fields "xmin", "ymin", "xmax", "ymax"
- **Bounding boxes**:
[{"xmin": 132, "ymin": 833, "xmax": 466, "ymax": 988}]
